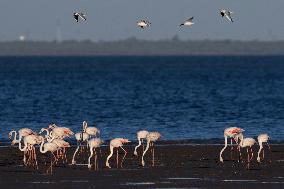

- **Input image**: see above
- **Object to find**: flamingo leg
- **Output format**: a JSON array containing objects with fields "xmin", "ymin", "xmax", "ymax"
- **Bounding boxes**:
[
  {"xmin": 142, "ymin": 139, "xmax": 144, "ymax": 153},
  {"xmin": 33, "ymin": 146, "xmax": 38, "ymax": 170},
  {"xmin": 257, "ymin": 143, "xmax": 263, "ymax": 163},
  {"xmin": 152, "ymin": 142, "xmax": 155, "ymax": 167},
  {"xmin": 142, "ymin": 140, "xmax": 151, "ymax": 166},
  {"xmin": 71, "ymin": 144, "xmax": 80, "ymax": 165},
  {"xmin": 105, "ymin": 146, "xmax": 114, "ymax": 168},
  {"xmin": 134, "ymin": 137, "xmax": 142, "ymax": 156},
  {"xmin": 88, "ymin": 147, "xmax": 93, "ymax": 169},
  {"xmin": 116, "ymin": 148, "xmax": 119, "ymax": 168},
  {"xmin": 250, "ymin": 147, "xmax": 254, "ymax": 161},
  {"xmin": 267, "ymin": 142, "xmax": 272, "ymax": 163},
  {"xmin": 23, "ymin": 150, "xmax": 27, "ymax": 166},
  {"xmin": 219, "ymin": 136, "xmax": 228, "ymax": 162},
  {"xmin": 120, "ymin": 146, "xmax": 127, "ymax": 168},
  {"xmin": 230, "ymin": 138, "xmax": 233, "ymax": 160},
  {"xmin": 94, "ymin": 150, "xmax": 97, "ymax": 171}
]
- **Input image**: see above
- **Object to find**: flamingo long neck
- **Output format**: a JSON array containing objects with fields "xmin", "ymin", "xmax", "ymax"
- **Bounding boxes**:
[
  {"xmin": 12, "ymin": 131, "xmax": 19, "ymax": 143},
  {"xmin": 42, "ymin": 128, "xmax": 50, "ymax": 137},
  {"xmin": 106, "ymin": 145, "xmax": 114, "ymax": 165},
  {"xmin": 46, "ymin": 135, "xmax": 52, "ymax": 142},
  {"xmin": 19, "ymin": 139, "xmax": 27, "ymax": 151},
  {"xmin": 39, "ymin": 139, "xmax": 47, "ymax": 153},
  {"xmin": 142, "ymin": 139, "xmax": 151, "ymax": 162}
]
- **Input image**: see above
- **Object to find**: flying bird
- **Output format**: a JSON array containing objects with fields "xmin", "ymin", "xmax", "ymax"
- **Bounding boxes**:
[
  {"xmin": 73, "ymin": 12, "xmax": 87, "ymax": 22},
  {"xmin": 220, "ymin": 9, "xmax": 234, "ymax": 22},
  {"xmin": 180, "ymin": 17, "xmax": 194, "ymax": 27},
  {"xmin": 137, "ymin": 20, "xmax": 151, "ymax": 29}
]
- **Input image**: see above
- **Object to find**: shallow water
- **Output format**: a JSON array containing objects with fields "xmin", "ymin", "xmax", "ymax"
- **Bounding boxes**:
[{"xmin": 1, "ymin": 56, "xmax": 284, "ymax": 141}]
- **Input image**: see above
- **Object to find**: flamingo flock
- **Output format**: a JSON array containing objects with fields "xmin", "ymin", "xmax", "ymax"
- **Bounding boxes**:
[
  {"xmin": 219, "ymin": 126, "xmax": 271, "ymax": 168},
  {"xmin": 8, "ymin": 123, "xmax": 271, "ymax": 173},
  {"xmin": 8, "ymin": 122, "xmax": 161, "ymax": 174}
]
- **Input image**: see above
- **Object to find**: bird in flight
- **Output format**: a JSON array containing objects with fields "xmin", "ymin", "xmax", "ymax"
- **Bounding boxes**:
[
  {"xmin": 137, "ymin": 20, "xmax": 151, "ymax": 29},
  {"xmin": 73, "ymin": 12, "xmax": 87, "ymax": 22},
  {"xmin": 220, "ymin": 9, "xmax": 234, "ymax": 22},
  {"xmin": 180, "ymin": 17, "xmax": 194, "ymax": 27}
]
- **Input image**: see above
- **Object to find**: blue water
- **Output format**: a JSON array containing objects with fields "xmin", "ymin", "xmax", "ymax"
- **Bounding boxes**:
[{"xmin": 0, "ymin": 56, "xmax": 284, "ymax": 141}]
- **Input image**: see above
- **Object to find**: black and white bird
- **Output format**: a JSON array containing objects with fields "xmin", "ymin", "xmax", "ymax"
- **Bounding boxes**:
[
  {"xmin": 73, "ymin": 12, "xmax": 87, "ymax": 22},
  {"xmin": 220, "ymin": 9, "xmax": 234, "ymax": 22},
  {"xmin": 137, "ymin": 20, "xmax": 151, "ymax": 29},
  {"xmin": 180, "ymin": 17, "xmax": 194, "ymax": 27}
]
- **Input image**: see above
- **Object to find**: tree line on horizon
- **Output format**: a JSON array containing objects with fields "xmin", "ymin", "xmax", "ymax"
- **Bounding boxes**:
[{"xmin": 0, "ymin": 36, "xmax": 284, "ymax": 56}]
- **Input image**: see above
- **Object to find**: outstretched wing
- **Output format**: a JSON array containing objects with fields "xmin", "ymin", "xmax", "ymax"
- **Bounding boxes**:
[
  {"xmin": 187, "ymin": 17, "xmax": 194, "ymax": 22},
  {"xmin": 73, "ymin": 13, "xmax": 79, "ymax": 22},
  {"xmin": 79, "ymin": 13, "xmax": 87, "ymax": 21}
]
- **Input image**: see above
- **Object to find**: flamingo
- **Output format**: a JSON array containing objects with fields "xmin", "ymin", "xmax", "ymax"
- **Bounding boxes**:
[
  {"xmin": 257, "ymin": 133, "xmax": 270, "ymax": 163},
  {"xmin": 38, "ymin": 136, "xmax": 61, "ymax": 174},
  {"xmin": 238, "ymin": 135, "xmax": 256, "ymax": 168},
  {"xmin": 141, "ymin": 132, "xmax": 161, "ymax": 167},
  {"xmin": 48, "ymin": 124, "xmax": 74, "ymax": 140},
  {"xmin": 19, "ymin": 134, "xmax": 42, "ymax": 168},
  {"xmin": 105, "ymin": 138, "xmax": 130, "ymax": 168},
  {"xmin": 10, "ymin": 128, "xmax": 36, "ymax": 149},
  {"xmin": 71, "ymin": 131, "xmax": 90, "ymax": 165},
  {"xmin": 46, "ymin": 137, "xmax": 70, "ymax": 164},
  {"xmin": 134, "ymin": 130, "xmax": 149, "ymax": 156},
  {"xmin": 71, "ymin": 121, "xmax": 100, "ymax": 165},
  {"xmin": 219, "ymin": 127, "xmax": 245, "ymax": 162},
  {"xmin": 87, "ymin": 138, "xmax": 103, "ymax": 170},
  {"xmin": 83, "ymin": 121, "xmax": 100, "ymax": 137}
]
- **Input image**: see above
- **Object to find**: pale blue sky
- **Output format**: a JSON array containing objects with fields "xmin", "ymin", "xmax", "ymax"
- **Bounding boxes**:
[{"xmin": 0, "ymin": 0, "xmax": 284, "ymax": 41}]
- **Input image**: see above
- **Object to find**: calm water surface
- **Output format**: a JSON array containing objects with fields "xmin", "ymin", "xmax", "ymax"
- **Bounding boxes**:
[{"xmin": 0, "ymin": 56, "xmax": 283, "ymax": 141}]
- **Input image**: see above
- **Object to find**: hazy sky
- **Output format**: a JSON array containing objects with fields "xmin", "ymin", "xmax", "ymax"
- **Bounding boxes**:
[{"xmin": 1, "ymin": 0, "xmax": 284, "ymax": 41}]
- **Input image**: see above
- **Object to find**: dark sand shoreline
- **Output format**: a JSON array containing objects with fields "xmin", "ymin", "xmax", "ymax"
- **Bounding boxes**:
[{"xmin": 0, "ymin": 143, "xmax": 283, "ymax": 189}]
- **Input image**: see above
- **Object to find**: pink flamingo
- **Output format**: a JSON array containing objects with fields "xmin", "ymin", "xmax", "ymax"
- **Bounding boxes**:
[
  {"xmin": 46, "ymin": 137, "xmax": 70, "ymax": 164},
  {"xmin": 134, "ymin": 130, "xmax": 149, "ymax": 156},
  {"xmin": 219, "ymin": 127, "xmax": 245, "ymax": 162},
  {"xmin": 72, "ymin": 121, "xmax": 100, "ymax": 165},
  {"xmin": 141, "ymin": 132, "xmax": 161, "ymax": 167},
  {"xmin": 10, "ymin": 128, "xmax": 36, "ymax": 149},
  {"xmin": 257, "ymin": 133, "xmax": 270, "ymax": 163},
  {"xmin": 83, "ymin": 121, "xmax": 100, "ymax": 137},
  {"xmin": 105, "ymin": 138, "xmax": 130, "ymax": 168},
  {"xmin": 19, "ymin": 134, "xmax": 42, "ymax": 168},
  {"xmin": 71, "ymin": 131, "xmax": 90, "ymax": 165},
  {"xmin": 38, "ymin": 136, "xmax": 61, "ymax": 174},
  {"xmin": 48, "ymin": 124, "xmax": 74, "ymax": 140},
  {"xmin": 87, "ymin": 138, "xmax": 103, "ymax": 170},
  {"xmin": 9, "ymin": 129, "xmax": 39, "ymax": 166},
  {"xmin": 239, "ymin": 135, "xmax": 256, "ymax": 168}
]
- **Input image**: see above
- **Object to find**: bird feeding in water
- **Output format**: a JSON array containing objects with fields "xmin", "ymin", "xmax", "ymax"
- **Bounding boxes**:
[
  {"xmin": 257, "ymin": 133, "xmax": 271, "ymax": 163},
  {"xmin": 134, "ymin": 130, "xmax": 149, "ymax": 156},
  {"xmin": 105, "ymin": 138, "xmax": 131, "ymax": 168},
  {"xmin": 141, "ymin": 132, "xmax": 161, "ymax": 167},
  {"xmin": 180, "ymin": 17, "xmax": 194, "ymax": 27},
  {"xmin": 219, "ymin": 127, "xmax": 245, "ymax": 162},
  {"xmin": 220, "ymin": 9, "xmax": 234, "ymax": 22},
  {"xmin": 73, "ymin": 12, "xmax": 87, "ymax": 22}
]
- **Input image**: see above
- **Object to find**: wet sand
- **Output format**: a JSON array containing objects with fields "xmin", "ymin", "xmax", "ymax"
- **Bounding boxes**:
[{"xmin": 0, "ymin": 143, "xmax": 283, "ymax": 189}]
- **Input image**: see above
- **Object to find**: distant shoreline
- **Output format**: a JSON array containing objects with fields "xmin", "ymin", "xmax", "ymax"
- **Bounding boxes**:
[{"xmin": 1, "ymin": 39, "xmax": 284, "ymax": 56}]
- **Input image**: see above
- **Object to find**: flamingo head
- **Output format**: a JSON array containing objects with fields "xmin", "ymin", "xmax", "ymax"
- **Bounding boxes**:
[
  {"xmin": 11, "ymin": 140, "xmax": 17, "ymax": 146},
  {"xmin": 83, "ymin": 121, "xmax": 88, "ymax": 129},
  {"xmin": 39, "ymin": 128, "xmax": 47, "ymax": 135},
  {"xmin": 48, "ymin": 123, "xmax": 57, "ymax": 129}
]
